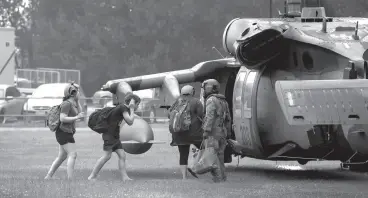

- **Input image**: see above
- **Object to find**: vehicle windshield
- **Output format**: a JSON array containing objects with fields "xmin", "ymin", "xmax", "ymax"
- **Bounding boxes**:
[
  {"xmin": 16, "ymin": 80, "xmax": 32, "ymax": 88},
  {"xmin": 32, "ymin": 85, "xmax": 65, "ymax": 98},
  {"xmin": 133, "ymin": 89, "xmax": 153, "ymax": 99},
  {"xmin": 0, "ymin": 89, "xmax": 4, "ymax": 98}
]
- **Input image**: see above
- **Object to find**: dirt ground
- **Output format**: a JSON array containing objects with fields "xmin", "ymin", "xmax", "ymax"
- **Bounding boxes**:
[{"xmin": 1, "ymin": 124, "xmax": 368, "ymax": 198}]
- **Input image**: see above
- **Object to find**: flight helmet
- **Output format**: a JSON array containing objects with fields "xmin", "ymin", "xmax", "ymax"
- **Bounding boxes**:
[
  {"xmin": 202, "ymin": 79, "xmax": 220, "ymax": 94},
  {"xmin": 181, "ymin": 85, "xmax": 195, "ymax": 96}
]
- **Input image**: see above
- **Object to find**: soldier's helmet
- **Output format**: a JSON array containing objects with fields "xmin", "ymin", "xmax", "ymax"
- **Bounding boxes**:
[
  {"xmin": 202, "ymin": 79, "xmax": 220, "ymax": 93},
  {"xmin": 181, "ymin": 85, "xmax": 195, "ymax": 96}
]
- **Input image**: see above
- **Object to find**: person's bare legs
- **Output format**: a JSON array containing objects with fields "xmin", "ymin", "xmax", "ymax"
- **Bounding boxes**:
[
  {"xmin": 62, "ymin": 143, "xmax": 78, "ymax": 180},
  {"xmin": 88, "ymin": 150, "xmax": 112, "ymax": 180},
  {"xmin": 45, "ymin": 145, "xmax": 68, "ymax": 179},
  {"xmin": 180, "ymin": 165, "xmax": 188, "ymax": 179},
  {"xmin": 115, "ymin": 149, "xmax": 132, "ymax": 181}
]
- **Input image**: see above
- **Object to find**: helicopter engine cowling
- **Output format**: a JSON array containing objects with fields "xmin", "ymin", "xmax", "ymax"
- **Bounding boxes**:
[{"xmin": 222, "ymin": 18, "xmax": 286, "ymax": 69}]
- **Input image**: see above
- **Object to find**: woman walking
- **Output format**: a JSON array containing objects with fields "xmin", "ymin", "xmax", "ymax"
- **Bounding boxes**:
[
  {"xmin": 168, "ymin": 85, "xmax": 204, "ymax": 179},
  {"xmin": 45, "ymin": 83, "xmax": 84, "ymax": 180}
]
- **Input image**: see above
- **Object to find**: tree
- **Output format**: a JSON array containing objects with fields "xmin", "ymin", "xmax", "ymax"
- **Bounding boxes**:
[
  {"xmin": 0, "ymin": 0, "xmax": 37, "ymax": 68},
  {"xmin": 0, "ymin": 0, "xmax": 27, "ymax": 27},
  {"xmin": 29, "ymin": 0, "xmax": 368, "ymax": 96}
]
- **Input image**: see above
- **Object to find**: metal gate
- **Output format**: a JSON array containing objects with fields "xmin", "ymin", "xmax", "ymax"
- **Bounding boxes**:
[
  {"xmin": 38, "ymin": 68, "xmax": 80, "ymax": 85},
  {"xmin": 16, "ymin": 69, "xmax": 60, "ymax": 88}
]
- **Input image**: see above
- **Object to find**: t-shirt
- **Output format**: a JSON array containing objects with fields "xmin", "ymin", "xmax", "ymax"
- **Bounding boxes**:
[
  {"xmin": 102, "ymin": 104, "xmax": 130, "ymax": 142},
  {"xmin": 107, "ymin": 104, "xmax": 130, "ymax": 123},
  {"xmin": 59, "ymin": 99, "xmax": 79, "ymax": 133}
]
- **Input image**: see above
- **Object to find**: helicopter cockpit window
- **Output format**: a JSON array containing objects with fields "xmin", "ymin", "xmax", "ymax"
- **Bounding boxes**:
[{"xmin": 302, "ymin": 51, "xmax": 313, "ymax": 70}]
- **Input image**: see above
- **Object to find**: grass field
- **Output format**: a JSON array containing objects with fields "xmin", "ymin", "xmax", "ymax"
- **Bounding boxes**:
[
  {"xmin": 2, "ymin": 124, "xmax": 368, "ymax": 198},
  {"xmin": 0, "ymin": 124, "xmax": 253, "ymax": 198}
]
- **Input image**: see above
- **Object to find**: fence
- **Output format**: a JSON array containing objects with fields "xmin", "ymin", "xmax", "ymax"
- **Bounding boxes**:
[
  {"xmin": 38, "ymin": 68, "xmax": 81, "ymax": 85},
  {"xmin": 0, "ymin": 97, "xmax": 169, "ymax": 126},
  {"xmin": 16, "ymin": 69, "xmax": 61, "ymax": 88}
]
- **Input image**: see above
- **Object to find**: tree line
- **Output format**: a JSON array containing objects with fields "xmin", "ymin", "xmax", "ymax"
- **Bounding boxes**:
[{"xmin": 1, "ymin": 0, "xmax": 367, "ymax": 95}]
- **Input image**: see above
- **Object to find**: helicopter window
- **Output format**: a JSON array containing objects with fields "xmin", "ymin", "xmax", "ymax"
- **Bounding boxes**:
[
  {"xmin": 292, "ymin": 52, "xmax": 298, "ymax": 67},
  {"xmin": 233, "ymin": 71, "xmax": 247, "ymax": 117},
  {"xmin": 302, "ymin": 51, "xmax": 313, "ymax": 70}
]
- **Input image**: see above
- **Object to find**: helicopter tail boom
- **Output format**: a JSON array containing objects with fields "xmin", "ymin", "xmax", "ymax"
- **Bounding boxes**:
[
  {"xmin": 275, "ymin": 79, "xmax": 368, "ymax": 126},
  {"xmin": 101, "ymin": 58, "xmax": 239, "ymax": 92}
]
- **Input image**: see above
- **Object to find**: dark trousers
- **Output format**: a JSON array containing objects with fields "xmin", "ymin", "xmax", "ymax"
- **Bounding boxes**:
[{"xmin": 178, "ymin": 144, "xmax": 201, "ymax": 165}]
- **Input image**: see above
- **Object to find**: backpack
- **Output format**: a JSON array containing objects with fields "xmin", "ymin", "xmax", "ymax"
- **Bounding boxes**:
[
  {"xmin": 169, "ymin": 98, "xmax": 192, "ymax": 133},
  {"xmin": 46, "ymin": 101, "xmax": 69, "ymax": 132},
  {"xmin": 88, "ymin": 107, "xmax": 116, "ymax": 134},
  {"xmin": 214, "ymin": 96, "xmax": 232, "ymax": 136}
]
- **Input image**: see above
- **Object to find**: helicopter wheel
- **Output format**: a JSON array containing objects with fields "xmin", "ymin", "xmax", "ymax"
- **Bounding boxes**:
[{"xmin": 297, "ymin": 159, "xmax": 309, "ymax": 165}]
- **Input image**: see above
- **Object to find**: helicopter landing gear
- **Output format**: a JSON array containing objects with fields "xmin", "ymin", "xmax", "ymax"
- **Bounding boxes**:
[
  {"xmin": 340, "ymin": 151, "xmax": 368, "ymax": 172},
  {"xmin": 340, "ymin": 162, "xmax": 349, "ymax": 170}
]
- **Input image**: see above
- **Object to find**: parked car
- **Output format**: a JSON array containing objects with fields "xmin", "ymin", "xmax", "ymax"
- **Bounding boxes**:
[
  {"xmin": 92, "ymin": 90, "xmax": 112, "ymax": 108},
  {"xmin": 23, "ymin": 83, "xmax": 87, "ymax": 121},
  {"xmin": 103, "ymin": 89, "xmax": 160, "ymax": 123},
  {"xmin": 0, "ymin": 84, "xmax": 28, "ymax": 123},
  {"xmin": 15, "ymin": 77, "xmax": 35, "ymax": 96}
]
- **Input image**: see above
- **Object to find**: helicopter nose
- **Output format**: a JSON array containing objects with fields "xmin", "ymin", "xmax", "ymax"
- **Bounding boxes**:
[
  {"xmin": 222, "ymin": 18, "xmax": 249, "ymax": 56},
  {"xmin": 234, "ymin": 28, "xmax": 285, "ymax": 67},
  {"xmin": 222, "ymin": 18, "xmax": 286, "ymax": 68}
]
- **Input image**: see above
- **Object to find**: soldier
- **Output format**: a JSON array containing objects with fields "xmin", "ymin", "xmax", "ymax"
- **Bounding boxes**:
[{"xmin": 201, "ymin": 79, "xmax": 232, "ymax": 183}]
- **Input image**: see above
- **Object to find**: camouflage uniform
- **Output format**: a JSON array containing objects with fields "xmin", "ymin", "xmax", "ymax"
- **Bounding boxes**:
[{"xmin": 202, "ymin": 93, "xmax": 232, "ymax": 182}]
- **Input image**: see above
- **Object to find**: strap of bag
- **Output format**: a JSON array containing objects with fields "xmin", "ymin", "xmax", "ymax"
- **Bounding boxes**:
[{"xmin": 199, "ymin": 136, "xmax": 210, "ymax": 150}]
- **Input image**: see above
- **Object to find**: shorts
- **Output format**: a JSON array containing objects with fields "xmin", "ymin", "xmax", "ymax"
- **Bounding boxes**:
[
  {"xmin": 103, "ymin": 140, "xmax": 123, "ymax": 152},
  {"xmin": 55, "ymin": 130, "xmax": 75, "ymax": 145}
]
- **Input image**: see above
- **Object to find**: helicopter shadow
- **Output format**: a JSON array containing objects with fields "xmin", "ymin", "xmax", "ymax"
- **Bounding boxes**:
[{"xmin": 226, "ymin": 165, "xmax": 368, "ymax": 181}]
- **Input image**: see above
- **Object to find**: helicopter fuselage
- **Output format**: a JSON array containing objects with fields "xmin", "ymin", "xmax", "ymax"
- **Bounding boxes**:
[
  {"xmin": 221, "ymin": 16, "xmax": 368, "ymax": 168},
  {"xmin": 101, "ymin": 7, "xmax": 368, "ymax": 170}
]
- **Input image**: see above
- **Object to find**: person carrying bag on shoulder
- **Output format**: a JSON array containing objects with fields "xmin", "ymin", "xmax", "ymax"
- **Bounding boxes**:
[
  {"xmin": 189, "ymin": 79, "xmax": 232, "ymax": 183},
  {"xmin": 45, "ymin": 82, "xmax": 84, "ymax": 180},
  {"xmin": 168, "ymin": 85, "xmax": 204, "ymax": 180},
  {"xmin": 87, "ymin": 92, "xmax": 140, "ymax": 181}
]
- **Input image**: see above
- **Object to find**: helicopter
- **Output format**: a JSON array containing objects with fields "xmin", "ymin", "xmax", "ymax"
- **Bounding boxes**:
[{"xmin": 101, "ymin": 3, "xmax": 368, "ymax": 172}]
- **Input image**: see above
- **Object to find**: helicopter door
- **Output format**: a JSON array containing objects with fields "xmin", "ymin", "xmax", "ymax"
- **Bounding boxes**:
[
  {"xmin": 233, "ymin": 67, "xmax": 247, "ymax": 145},
  {"xmin": 233, "ymin": 66, "xmax": 263, "ymax": 157}
]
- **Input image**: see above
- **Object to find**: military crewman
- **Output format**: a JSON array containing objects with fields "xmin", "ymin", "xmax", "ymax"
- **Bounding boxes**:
[{"xmin": 201, "ymin": 79, "xmax": 232, "ymax": 183}]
